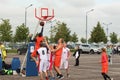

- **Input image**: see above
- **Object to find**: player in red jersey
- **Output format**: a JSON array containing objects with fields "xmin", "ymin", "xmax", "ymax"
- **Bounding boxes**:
[
  {"xmin": 52, "ymin": 38, "xmax": 64, "ymax": 79},
  {"xmin": 29, "ymin": 25, "xmax": 44, "ymax": 57},
  {"xmin": 101, "ymin": 48, "xmax": 113, "ymax": 80}
]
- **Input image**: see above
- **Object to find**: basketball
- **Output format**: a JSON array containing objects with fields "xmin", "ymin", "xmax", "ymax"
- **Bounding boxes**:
[{"xmin": 40, "ymin": 21, "xmax": 44, "ymax": 26}]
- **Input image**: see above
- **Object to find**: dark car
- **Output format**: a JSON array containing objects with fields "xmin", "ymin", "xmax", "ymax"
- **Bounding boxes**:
[
  {"xmin": 17, "ymin": 44, "xmax": 28, "ymax": 55},
  {"xmin": 67, "ymin": 44, "xmax": 74, "ymax": 49},
  {"xmin": 116, "ymin": 45, "xmax": 120, "ymax": 54}
]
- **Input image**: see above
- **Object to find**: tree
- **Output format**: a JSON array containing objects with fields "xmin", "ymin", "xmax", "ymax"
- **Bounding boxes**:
[
  {"xmin": 118, "ymin": 38, "xmax": 120, "ymax": 43},
  {"xmin": 49, "ymin": 25, "xmax": 57, "ymax": 43},
  {"xmin": 81, "ymin": 37, "xmax": 86, "ymax": 43},
  {"xmin": 71, "ymin": 32, "xmax": 78, "ymax": 43},
  {"xmin": 90, "ymin": 22, "xmax": 107, "ymax": 43},
  {"xmin": 110, "ymin": 32, "xmax": 118, "ymax": 44},
  {"xmin": 14, "ymin": 23, "xmax": 29, "ymax": 42},
  {"xmin": 54, "ymin": 22, "xmax": 71, "ymax": 43},
  {"xmin": 0, "ymin": 19, "xmax": 12, "ymax": 42}
]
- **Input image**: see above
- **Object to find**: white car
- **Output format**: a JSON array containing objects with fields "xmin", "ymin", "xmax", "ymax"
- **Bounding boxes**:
[
  {"xmin": 5, "ymin": 46, "xmax": 12, "ymax": 50},
  {"xmin": 79, "ymin": 44, "xmax": 101, "ymax": 54},
  {"xmin": 90, "ymin": 45, "xmax": 101, "ymax": 54}
]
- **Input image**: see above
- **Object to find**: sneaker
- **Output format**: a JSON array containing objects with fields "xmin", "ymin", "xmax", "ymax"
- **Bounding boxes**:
[
  {"xmin": 111, "ymin": 78, "xmax": 113, "ymax": 80},
  {"xmin": 58, "ymin": 74, "xmax": 64, "ymax": 79},
  {"xmin": 48, "ymin": 75, "xmax": 51, "ymax": 78},
  {"xmin": 56, "ymin": 73, "xmax": 60, "ymax": 78},
  {"xmin": 46, "ymin": 77, "xmax": 49, "ymax": 80},
  {"xmin": 74, "ymin": 65, "xmax": 79, "ymax": 66},
  {"xmin": 67, "ymin": 74, "xmax": 70, "ymax": 78},
  {"xmin": 50, "ymin": 77, "xmax": 55, "ymax": 80}
]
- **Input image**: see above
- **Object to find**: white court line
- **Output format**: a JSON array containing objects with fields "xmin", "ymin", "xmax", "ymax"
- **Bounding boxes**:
[{"xmin": 69, "ymin": 65, "xmax": 120, "ymax": 75}]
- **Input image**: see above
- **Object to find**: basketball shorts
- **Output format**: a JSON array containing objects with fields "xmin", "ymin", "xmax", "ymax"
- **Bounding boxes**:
[
  {"xmin": 39, "ymin": 60, "xmax": 48, "ymax": 72},
  {"xmin": 60, "ymin": 59, "xmax": 69, "ymax": 69}
]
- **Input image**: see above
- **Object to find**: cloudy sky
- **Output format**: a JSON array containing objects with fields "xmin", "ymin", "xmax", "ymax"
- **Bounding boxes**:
[{"xmin": 0, "ymin": 0, "xmax": 120, "ymax": 40}]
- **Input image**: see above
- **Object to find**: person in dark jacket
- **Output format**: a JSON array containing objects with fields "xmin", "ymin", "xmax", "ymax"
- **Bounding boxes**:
[{"xmin": 73, "ymin": 46, "xmax": 81, "ymax": 66}]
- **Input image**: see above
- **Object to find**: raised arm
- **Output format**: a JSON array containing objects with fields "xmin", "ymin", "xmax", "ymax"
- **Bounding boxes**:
[
  {"xmin": 53, "ymin": 43, "xmax": 63, "ymax": 52},
  {"xmin": 38, "ymin": 26, "xmax": 44, "ymax": 37},
  {"xmin": 44, "ymin": 37, "xmax": 51, "ymax": 51},
  {"xmin": 28, "ymin": 34, "xmax": 36, "ymax": 42}
]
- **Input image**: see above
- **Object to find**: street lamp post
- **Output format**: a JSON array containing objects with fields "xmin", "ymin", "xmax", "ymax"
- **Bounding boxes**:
[
  {"xmin": 50, "ymin": 20, "xmax": 56, "ymax": 37},
  {"xmin": 103, "ymin": 23, "xmax": 112, "ymax": 41},
  {"xmin": 25, "ymin": 4, "xmax": 33, "ymax": 27},
  {"xmin": 86, "ymin": 9, "xmax": 94, "ymax": 44},
  {"xmin": 47, "ymin": 19, "xmax": 57, "ymax": 43}
]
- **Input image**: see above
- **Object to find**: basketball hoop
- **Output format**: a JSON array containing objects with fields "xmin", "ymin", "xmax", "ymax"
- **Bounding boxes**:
[{"xmin": 35, "ymin": 8, "xmax": 54, "ymax": 22}]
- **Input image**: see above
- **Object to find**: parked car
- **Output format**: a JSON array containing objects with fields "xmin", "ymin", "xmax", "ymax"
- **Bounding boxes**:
[
  {"xmin": 5, "ymin": 46, "xmax": 12, "ymax": 50},
  {"xmin": 90, "ymin": 45, "xmax": 102, "ymax": 54},
  {"xmin": 17, "ymin": 44, "xmax": 28, "ymax": 55},
  {"xmin": 79, "ymin": 44, "xmax": 101, "ymax": 54},
  {"xmin": 116, "ymin": 45, "xmax": 120, "ymax": 54},
  {"xmin": 5, "ymin": 46, "xmax": 12, "ymax": 53},
  {"xmin": 67, "ymin": 44, "xmax": 74, "ymax": 49}
]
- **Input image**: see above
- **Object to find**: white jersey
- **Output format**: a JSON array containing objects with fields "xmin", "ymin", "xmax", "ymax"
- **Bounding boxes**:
[
  {"xmin": 62, "ymin": 47, "xmax": 70, "ymax": 60},
  {"xmin": 75, "ymin": 51, "xmax": 79, "ymax": 59},
  {"xmin": 37, "ymin": 47, "xmax": 48, "ymax": 61},
  {"xmin": 60, "ymin": 47, "xmax": 70, "ymax": 69}
]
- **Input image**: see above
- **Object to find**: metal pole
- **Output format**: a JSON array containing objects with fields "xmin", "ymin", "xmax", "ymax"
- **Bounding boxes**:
[
  {"xmin": 103, "ymin": 23, "xmax": 112, "ymax": 41},
  {"xmin": 106, "ymin": 25, "xmax": 108, "ymax": 38},
  {"xmin": 21, "ymin": 4, "xmax": 33, "ymax": 74},
  {"xmin": 86, "ymin": 14, "xmax": 88, "ymax": 44},
  {"xmin": 50, "ymin": 23, "xmax": 52, "ymax": 38},
  {"xmin": 86, "ymin": 9, "xmax": 94, "ymax": 44},
  {"xmin": 25, "ymin": 9, "xmax": 27, "ymax": 27},
  {"xmin": 47, "ymin": 19, "xmax": 56, "ymax": 43},
  {"xmin": 25, "ymin": 4, "xmax": 33, "ymax": 27}
]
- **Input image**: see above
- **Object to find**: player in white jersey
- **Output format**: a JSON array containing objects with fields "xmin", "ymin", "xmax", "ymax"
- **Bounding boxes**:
[
  {"xmin": 31, "ymin": 42, "xmax": 48, "ymax": 80},
  {"xmin": 44, "ymin": 38, "xmax": 55, "ymax": 80},
  {"xmin": 60, "ymin": 42, "xmax": 71, "ymax": 78}
]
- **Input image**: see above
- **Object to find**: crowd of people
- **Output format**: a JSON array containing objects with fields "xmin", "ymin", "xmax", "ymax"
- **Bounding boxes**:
[
  {"xmin": 0, "ymin": 22, "xmax": 116, "ymax": 80},
  {"xmin": 29, "ymin": 24, "xmax": 73, "ymax": 80},
  {"xmin": 28, "ymin": 23, "xmax": 115, "ymax": 80}
]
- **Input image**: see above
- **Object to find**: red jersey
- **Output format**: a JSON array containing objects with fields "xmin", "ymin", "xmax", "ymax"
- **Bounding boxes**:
[
  {"xmin": 101, "ymin": 52, "xmax": 108, "ymax": 65},
  {"xmin": 54, "ymin": 44, "xmax": 63, "ymax": 67},
  {"xmin": 35, "ymin": 36, "xmax": 44, "ymax": 49},
  {"xmin": 101, "ymin": 52, "xmax": 108, "ymax": 73},
  {"xmin": 31, "ymin": 36, "xmax": 44, "ymax": 57},
  {"xmin": 55, "ymin": 48, "xmax": 63, "ymax": 56}
]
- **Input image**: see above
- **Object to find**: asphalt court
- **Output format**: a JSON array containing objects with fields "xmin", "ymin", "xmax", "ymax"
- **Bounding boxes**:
[{"xmin": 0, "ymin": 54, "xmax": 120, "ymax": 80}]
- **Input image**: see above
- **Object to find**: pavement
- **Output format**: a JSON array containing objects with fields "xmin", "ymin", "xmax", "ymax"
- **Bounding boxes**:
[{"xmin": 0, "ymin": 53, "xmax": 120, "ymax": 80}]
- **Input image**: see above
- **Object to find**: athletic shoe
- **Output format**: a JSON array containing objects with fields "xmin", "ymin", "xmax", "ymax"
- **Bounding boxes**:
[
  {"xmin": 74, "ymin": 65, "xmax": 79, "ymax": 66},
  {"xmin": 56, "ymin": 73, "xmax": 60, "ymax": 78},
  {"xmin": 50, "ymin": 77, "xmax": 55, "ymax": 80},
  {"xmin": 58, "ymin": 74, "xmax": 64, "ymax": 79},
  {"xmin": 46, "ymin": 77, "xmax": 49, "ymax": 80},
  {"xmin": 111, "ymin": 78, "xmax": 113, "ymax": 80},
  {"xmin": 48, "ymin": 75, "xmax": 51, "ymax": 78},
  {"xmin": 67, "ymin": 74, "xmax": 70, "ymax": 78}
]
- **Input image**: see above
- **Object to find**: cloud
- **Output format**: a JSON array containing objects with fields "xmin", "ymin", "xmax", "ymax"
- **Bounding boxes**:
[
  {"xmin": 87, "ymin": 2, "xmax": 120, "ymax": 38},
  {"xmin": 62, "ymin": 0, "xmax": 95, "ymax": 8},
  {"xmin": 97, "ymin": 2, "xmax": 120, "ymax": 17},
  {"xmin": 0, "ymin": 0, "xmax": 120, "ymax": 39}
]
